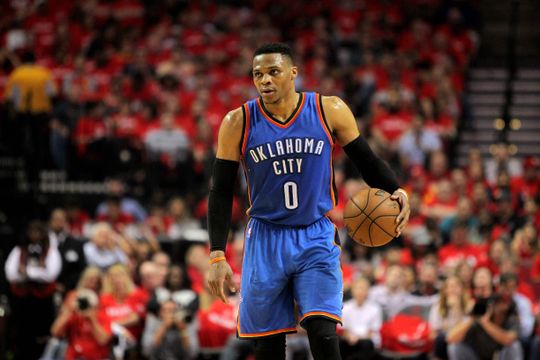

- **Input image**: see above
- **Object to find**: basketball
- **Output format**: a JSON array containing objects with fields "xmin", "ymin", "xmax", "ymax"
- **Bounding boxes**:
[{"xmin": 343, "ymin": 188, "xmax": 400, "ymax": 247}]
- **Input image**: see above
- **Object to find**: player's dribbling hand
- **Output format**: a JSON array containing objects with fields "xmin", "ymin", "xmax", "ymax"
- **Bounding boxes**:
[
  {"xmin": 390, "ymin": 188, "xmax": 410, "ymax": 237},
  {"xmin": 207, "ymin": 251, "xmax": 236, "ymax": 304}
]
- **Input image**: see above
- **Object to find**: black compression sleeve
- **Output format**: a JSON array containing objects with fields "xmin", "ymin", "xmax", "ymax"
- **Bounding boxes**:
[
  {"xmin": 208, "ymin": 158, "xmax": 239, "ymax": 252},
  {"xmin": 343, "ymin": 135, "xmax": 400, "ymax": 193}
]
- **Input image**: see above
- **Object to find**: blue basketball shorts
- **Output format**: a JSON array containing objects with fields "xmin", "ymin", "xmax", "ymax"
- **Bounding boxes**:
[{"xmin": 237, "ymin": 216, "xmax": 343, "ymax": 338}]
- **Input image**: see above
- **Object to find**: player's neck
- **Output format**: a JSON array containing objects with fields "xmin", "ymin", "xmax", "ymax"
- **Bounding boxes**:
[{"xmin": 262, "ymin": 89, "xmax": 299, "ymax": 122}]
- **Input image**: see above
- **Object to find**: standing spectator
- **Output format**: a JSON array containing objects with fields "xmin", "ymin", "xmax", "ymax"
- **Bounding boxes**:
[
  {"xmin": 4, "ymin": 221, "xmax": 62, "ymax": 360},
  {"xmin": 398, "ymin": 114, "xmax": 442, "ymax": 168},
  {"xmin": 83, "ymin": 223, "xmax": 129, "ymax": 271},
  {"xmin": 4, "ymin": 51, "xmax": 57, "ymax": 187},
  {"xmin": 49, "ymin": 208, "xmax": 87, "ymax": 294},
  {"xmin": 429, "ymin": 276, "xmax": 471, "ymax": 360},
  {"xmin": 340, "ymin": 277, "xmax": 382, "ymax": 360}
]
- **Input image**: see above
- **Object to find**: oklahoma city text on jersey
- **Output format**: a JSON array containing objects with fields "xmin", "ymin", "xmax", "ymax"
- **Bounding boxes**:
[{"xmin": 247, "ymin": 137, "xmax": 326, "ymax": 175}]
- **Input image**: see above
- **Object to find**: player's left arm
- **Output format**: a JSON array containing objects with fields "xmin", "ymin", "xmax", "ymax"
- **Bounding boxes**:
[{"xmin": 322, "ymin": 95, "xmax": 410, "ymax": 235}]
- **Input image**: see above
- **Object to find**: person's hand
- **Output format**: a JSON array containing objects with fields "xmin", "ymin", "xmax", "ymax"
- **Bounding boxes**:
[
  {"xmin": 391, "ymin": 188, "xmax": 410, "ymax": 236},
  {"xmin": 480, "ymin": 303, "xmax": 493, "ymax": 325},
  {"xmin": 207, "ymin": 251, "xmax": 235, "ymax": 304}
]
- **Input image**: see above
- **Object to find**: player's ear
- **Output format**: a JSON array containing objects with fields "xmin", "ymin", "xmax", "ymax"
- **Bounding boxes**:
[{"xmin": 291, "ymin": 66, "xmax": 298, "ymax": 80}]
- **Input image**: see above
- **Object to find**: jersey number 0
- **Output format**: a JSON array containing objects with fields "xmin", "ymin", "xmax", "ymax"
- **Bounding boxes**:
[{"xmin": 283, "ymin": 181, "xmax": 298, "ymax": 210}]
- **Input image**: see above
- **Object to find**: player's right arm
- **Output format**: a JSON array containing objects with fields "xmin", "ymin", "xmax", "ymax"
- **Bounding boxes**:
[{"xmin": 207, "ymin": 108, "xmax": 244, "ymax": 303}]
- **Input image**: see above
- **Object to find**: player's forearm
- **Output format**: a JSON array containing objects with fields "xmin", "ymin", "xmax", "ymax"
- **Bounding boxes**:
[
  {"xmin": 343, "ymin": 136, "xmax": 400, "ymax": 193},
  {"xmin": 208, "ymin": 159, "xmax": 239, "ymax": 252}
]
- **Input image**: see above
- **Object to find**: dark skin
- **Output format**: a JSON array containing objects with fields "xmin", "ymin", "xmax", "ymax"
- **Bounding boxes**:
[{"xmin": 207, "ymin": 53, "xmax": 411, "ymax": 303}]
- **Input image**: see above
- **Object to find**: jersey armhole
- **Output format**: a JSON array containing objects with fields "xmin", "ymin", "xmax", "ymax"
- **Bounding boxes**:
[
  {"xmin": 317, "ymin": 94, "xmax": 335, "ymax": 144},
  {"xmin": 240, "ymin": 104, "xmax": 250, "ymax": 156}
]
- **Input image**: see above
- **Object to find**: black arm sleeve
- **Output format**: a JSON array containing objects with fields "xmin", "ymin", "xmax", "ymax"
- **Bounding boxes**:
[
  {"xmin": 342, "ymin": 135, "xmax": 400, "ymax": 193},
  {"xmin": 207, "ymin": 158, "xmax": 240, "ymax": 252}
]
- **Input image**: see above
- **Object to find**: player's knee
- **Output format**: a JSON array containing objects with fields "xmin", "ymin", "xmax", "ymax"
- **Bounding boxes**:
[
  {"xmin": 304, "ymin": 317, "xmax": 338, "ymax": 340},
  {"xmin": 253, "ymin": 333, "xmax": 286, "ymax": 360},
  {"xmin": 304, "ymin": 317, "xmax": 341, "ymax": 360}
]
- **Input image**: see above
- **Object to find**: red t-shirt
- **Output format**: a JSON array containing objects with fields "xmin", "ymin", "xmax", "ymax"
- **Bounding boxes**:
[
  {"xmin": 197, "ymin": 300, "xmax": 237, "ymax": 348},
  {"xmin": 372, "ymin": 111, "xmax": 413, "ymax": 142},
  {"xmin": 63, "ymin": 312, "xmax": 112, "ymax": 360},
  {"xmin": 438, "ymin": 243, "xmax": 487, "ymax": 270},
  {"xmin": 99, "ymin": 289, "xmax": 147, "ymax": 340}
]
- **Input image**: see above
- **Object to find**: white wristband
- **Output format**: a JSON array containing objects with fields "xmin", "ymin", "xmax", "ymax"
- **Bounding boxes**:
[{"xmin": 396, "ymin": 188, "xmax": 408, "ymax": 199}]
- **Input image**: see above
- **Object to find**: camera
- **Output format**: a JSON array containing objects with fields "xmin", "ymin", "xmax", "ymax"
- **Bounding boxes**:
[
  {"xmin": 76, "ymin": 289, "xmax": 98, "ymax": 312},
  {"xmin": 471, "ymin": 297, "xmax": 492, "ymax": 316}
]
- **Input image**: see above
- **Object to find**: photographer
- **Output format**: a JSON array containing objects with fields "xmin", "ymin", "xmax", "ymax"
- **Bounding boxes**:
[
  {"xmin": 5, "ymin": 220, "xmax": 62, "ymax": 359},
  {"xmin": 142, "ymin": 299, "xmax": 192, "ymax": 360},
  {"xmin": 51, "ymin": 288, "xmax": 112, "ymax": 360},
  {"xmin": 446, "ymin": 267, "xmax": 523, "ymax": 360}
]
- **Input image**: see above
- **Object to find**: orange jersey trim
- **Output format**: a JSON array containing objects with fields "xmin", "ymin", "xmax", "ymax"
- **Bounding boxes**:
[
  {"xmin": 241, "ymin": 103, "xmax": 250, "ymax": 155},
  {"xmin": 256, "ymin": 93, "xmax": 306, "ymax": 129},
  {"xmin": 300, "ymin": 311, "xmax": 342, "ymax": 324},
  {"xmin": 315, "ymin": 93, "xmax": 334, "ymax": 145},
  {"xmin": 316, "ymin": 94, "xmax": 337, "ymax": 207},
  {"xmin": 237, "ymin": 326, "xmax": 298, "ymax": 338}
]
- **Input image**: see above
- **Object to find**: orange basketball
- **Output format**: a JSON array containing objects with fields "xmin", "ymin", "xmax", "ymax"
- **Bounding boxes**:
[{"xmin": 343, "ymin": 188, "xmax": 400, "ymax": 247}]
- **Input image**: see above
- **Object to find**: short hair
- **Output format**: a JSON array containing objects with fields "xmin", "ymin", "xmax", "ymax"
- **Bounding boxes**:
[{"xmin": 253, "ymin": 43, "xmax": 293, "ymax": 62}]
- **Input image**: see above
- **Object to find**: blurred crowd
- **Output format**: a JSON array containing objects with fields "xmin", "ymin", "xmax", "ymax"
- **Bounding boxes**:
[{"xmin": 1, "ymin": 0, "xmax": 540, "ymax": 360}]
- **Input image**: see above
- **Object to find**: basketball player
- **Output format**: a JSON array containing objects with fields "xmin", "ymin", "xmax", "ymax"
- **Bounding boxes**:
[{"xmin": 207, "ymin": 43, "xmax": 410, "ymax": 360}]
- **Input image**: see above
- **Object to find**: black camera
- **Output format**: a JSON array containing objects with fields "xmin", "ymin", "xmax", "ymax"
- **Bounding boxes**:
[
  {"xmin": 77, "ymin": 296, "xmax": 90, "ymax": 311},
  {"xmin": 471, "ymin": 297, "xmax": 492, "ymax": 316},
  {"xmin": 75, "ymin": 289, "xmax": 98, "ymax": 312}
]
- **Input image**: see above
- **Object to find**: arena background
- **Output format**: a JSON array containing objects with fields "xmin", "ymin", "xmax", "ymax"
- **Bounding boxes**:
[{"xmin": 1, "ymin": 0, "xmax": 540, "ymax": 359}]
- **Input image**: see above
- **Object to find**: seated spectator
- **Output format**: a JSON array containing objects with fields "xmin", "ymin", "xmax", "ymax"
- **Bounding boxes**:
[
  {"xmin": 398, "ymin": 114, "xmax": 442, "ymax": 168},
  {"xmin": 96, "ymin": 178, "xmax": 147, "ymax": 223},
  {"xmin": 429, "ymin": 275, "xmax": 471, "ymax": 360},
  {"xmin": 439, "ymin": 197, "xmax": 480, "ymax": 244},
  {"xmin": 83, "ymin": 223, "xmax": 129, "ymax": 270},
  {"xmin": 5, "ymin": 221, "xmax": 62, "ymax": 360},
  {"xmin": 49, "ymin": 208, "xmax": 87, "ymax": 294},
  {"xmin": 141, "ymin": 299, "xmax": 192, "ymax": 360},
  {"xmin": 438, "ymin": 221, "xmax": 486, "ymax": 275},
  {"xmin": 51, "ymin": 288, "xmax": 111, "ymax": 360},
  {"xmin": 166, "ymin": 196, "xmax": 201, "ymax": 241},
  {"xmin": 411, "ymin": 261, "xmax": 439, "ymax": 297},
  {"xmin": 100, "ymin": 264, "xmax": 147, "ymax": 345},
  {"xmin": 340, "ymin": 277, "xmax": 382, "ymax": 360},
  {"xmin": 446, "ymin": 267, "xmax": 523, "ymax": 360},
  {"xmin": 144, "ymin": 112, "xmax": 193, "ymax": 190},
  {"xmin": 369, "ymin": 264, "xmax": 409, "ymax": 318},
  {"xmin": 96, "ymin": 196, "xmax": 135, "ymax": 233},
  {"xmin": 498, "ymin": 273, "xmax": 534, "ymax": 343},
  {"xmin": 186, "ymin": 245, "xmax": 210, "ymax": 295},
  {"xmin": 485, "ymin": 143, "xmax": 523, "ymax": 186}
]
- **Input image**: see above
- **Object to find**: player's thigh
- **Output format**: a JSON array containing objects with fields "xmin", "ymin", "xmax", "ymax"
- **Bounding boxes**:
[{"xmin": 293, "ymin": 227, "xmax": 343, "ymax": 323}]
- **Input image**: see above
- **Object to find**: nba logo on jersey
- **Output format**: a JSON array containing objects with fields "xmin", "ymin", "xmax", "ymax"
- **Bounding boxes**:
[{"xmin": 241, "ymin": 92, "xmax": 337, "ymax": 226}]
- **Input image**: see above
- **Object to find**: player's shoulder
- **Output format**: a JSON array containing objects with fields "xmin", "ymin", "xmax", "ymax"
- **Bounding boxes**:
[
  {"xmin": 320, "ymin": 95, "xmax": 350, "ymax": 113},
  {"xmin": 221, "ymin": 106, "xmax": 245, "ymax": 130}
]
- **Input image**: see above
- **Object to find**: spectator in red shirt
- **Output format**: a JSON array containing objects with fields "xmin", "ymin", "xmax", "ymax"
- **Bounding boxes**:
[
  {"xmin": 51, "ymin": 288, "xmax": 112, "ymax": 360},
  {"xmin": 100, "ymin": 264, "xmax": 147, "ymax": 342},
  {"xmin": 438, "ymin": 221, "xmax": 486, "ymax": 275}
]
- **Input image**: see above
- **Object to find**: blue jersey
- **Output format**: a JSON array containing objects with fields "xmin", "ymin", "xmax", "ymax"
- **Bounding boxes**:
[{"xmin": 241, "ymin": 92, "xmax": 336, "ymax": 226}]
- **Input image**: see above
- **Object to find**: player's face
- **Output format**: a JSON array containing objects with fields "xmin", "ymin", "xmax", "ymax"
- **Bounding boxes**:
[{"xmin": 252, "ymin": 53, "xmax": 297, "ymax": 104}]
